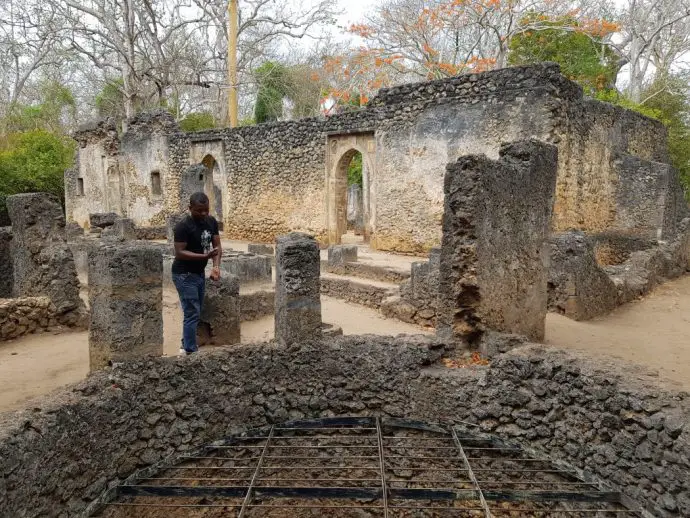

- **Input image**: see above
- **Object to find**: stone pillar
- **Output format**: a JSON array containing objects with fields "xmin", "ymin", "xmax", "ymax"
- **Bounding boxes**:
[
  {"xmin": 6, "ymin": 193, "xmax": 84, "ymax": 325},
  {"xmin": 197, "ymin": 276, "xmax": 241, "ymax": 345},
  {"xmin": 0, "ymin": 227, "xmax": 12, "ymax": 298},
  {"xmin": 275, "ymin": 232, "xmax": 321, "ymax": 345},
  {"xmin": 88, "ymin": 243, "xmax": 163, "ymax": 370},
  {"xmin": 437, "ymin": 140, "xmax": 558, "ymax": 344}
]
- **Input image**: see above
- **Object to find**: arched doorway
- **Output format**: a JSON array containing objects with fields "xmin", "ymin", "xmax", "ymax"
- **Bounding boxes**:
[
  {"xmin": 201, "ymin": 154, "xmax": 223, "ymax": 222},
  {"xmin": 326, "ymin": 134, "xmax": 375, "ymax": 245}
]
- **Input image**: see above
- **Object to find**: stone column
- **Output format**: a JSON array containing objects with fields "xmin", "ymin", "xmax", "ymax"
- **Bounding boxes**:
[
  {"xmin": 275, "ymin": 232, "xmax": 321, "ymax": 344},
  {"xmin": 88, "ymin": 243, "xmax": 163, "ymax": 370},
  {"xmin": 437, "ymin": 140, "xmax": 558, "ymax": 344},
  {"xmin": 6, "ymin": 193, "xmax": 84, "ymax": 325},
  {"xmin": 0, "ymin": 227, "xmax": 12, "ymax": 298},
  {"xmin": 198, "ymin": 276, "xmax": 241, "ymax": 345}
]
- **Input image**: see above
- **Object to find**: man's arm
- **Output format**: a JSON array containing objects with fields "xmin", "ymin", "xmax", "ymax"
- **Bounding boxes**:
[{"xmin": 174, "ymin": 242, "xmax": 215, "ymax": 261}]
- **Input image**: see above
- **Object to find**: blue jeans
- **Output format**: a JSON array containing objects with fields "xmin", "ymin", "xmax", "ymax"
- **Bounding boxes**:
[{"xmin": 172, "ymin": 272, "xmax": 205, "ymax": 353}]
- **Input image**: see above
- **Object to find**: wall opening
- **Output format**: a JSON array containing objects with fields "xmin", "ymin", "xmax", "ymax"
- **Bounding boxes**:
[
  {"xmin": 150, "ymin": 171, "xmax": 162, "ymax": 196},
  {"xmin": 329, "ymin": 148, "xmax": 369, "ymax": 245},
  {"xmin": 201, "ymin": 154, "xmax": 223, "ymax": 222},
  {"xmin": 77, "ymin": 178, "xmax": 85, "ymax": 196}
]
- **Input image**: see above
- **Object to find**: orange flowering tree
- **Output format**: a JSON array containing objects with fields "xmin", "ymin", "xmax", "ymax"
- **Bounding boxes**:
[{"xmin": 320, "ymin": 0, "xmax": 620, "ymax": 108}]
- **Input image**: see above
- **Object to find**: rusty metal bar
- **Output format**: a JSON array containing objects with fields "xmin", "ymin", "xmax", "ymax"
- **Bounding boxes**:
[
  {"xmin": 237, "ymin": 425, "xmax": 273, "ymax": 518},
  {"xmin": 376, "ymin": 417, "xmax": 389, "ymax": 518}
]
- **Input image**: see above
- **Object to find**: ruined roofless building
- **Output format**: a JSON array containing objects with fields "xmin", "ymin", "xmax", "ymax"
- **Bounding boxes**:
[{"xmin": 66, "ymin": 63, "xmax": 686, "ymax": 254}]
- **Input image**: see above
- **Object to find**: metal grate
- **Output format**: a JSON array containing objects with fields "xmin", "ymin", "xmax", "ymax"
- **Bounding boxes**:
[{"xmin": 96, "ymin": 416, "xmax": 642, "ymax": 517}]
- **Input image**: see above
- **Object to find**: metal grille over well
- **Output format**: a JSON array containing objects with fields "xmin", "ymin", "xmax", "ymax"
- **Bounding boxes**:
[{"xmin": 96, "ymin": 416, "xmax": 641, "ymax": 517}]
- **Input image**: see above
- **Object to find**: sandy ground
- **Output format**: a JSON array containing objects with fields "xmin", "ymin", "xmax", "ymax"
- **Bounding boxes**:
[
  {"xmin": 545, "ymin": 274, "xmax": 690, "ymax": 390},
  {"xmin": 0, "ymin": 293, "xmax": 427, "ymax": 413}
]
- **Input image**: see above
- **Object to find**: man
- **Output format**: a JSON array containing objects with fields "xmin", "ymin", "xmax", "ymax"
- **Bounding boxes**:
[{"xmin": 172, "ymin": 192, "xmax": 221, "ymax": 356}]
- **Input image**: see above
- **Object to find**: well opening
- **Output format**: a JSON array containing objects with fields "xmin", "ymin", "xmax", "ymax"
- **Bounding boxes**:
[{"xmin": 96, "ymin": 416, "xmax": 639, "ymax": 517}]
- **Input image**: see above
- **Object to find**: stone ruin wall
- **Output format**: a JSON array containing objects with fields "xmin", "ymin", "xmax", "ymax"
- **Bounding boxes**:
[
  {"xmin": 65, "ymin": 63, "xmax": 679, "ymax": 253},
  {"xmin": 0, "ymin": 338, "xmax": 688, "ymax": 517}
]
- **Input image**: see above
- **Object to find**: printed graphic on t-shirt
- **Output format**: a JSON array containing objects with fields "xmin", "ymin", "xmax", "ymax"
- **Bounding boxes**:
[{"xmin": 201, "ymin": 230, "xmax": 212, "ymax": 254}]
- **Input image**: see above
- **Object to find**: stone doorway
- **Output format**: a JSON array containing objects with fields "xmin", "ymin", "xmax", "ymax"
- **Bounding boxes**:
[
  {"xmin": 326, "ymin": 133, "xmax": 375, "ymax": 245},
  {"xmin": 201, "ymin": 154, "xmax": 223, "ymax": 222}
]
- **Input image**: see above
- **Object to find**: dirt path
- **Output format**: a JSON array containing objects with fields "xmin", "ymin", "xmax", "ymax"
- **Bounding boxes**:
[{"xmin": 545, "ymin": 274, "xmax": 690, "ymax": 390}]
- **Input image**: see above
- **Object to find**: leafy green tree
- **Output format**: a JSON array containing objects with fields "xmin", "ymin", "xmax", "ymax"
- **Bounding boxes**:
[
  {"xmin": 508, "ymin": 14, "xmax": 619, "ymax": 95},
  {"xmin": 95, "ymin": 79, "xmax": 127, "ymax": 124},
  {"xmin": 254, "ymin": 61, "xmax": 289, "ymax": 123},
  {"xmin": 179, "ymin": 112, "xmax": 216, "ymax": 132},
  {"xmin": 0, "ymin": 130, "xmax": 75, "ymax": 224},
  {"xmin": 4, "ymin": 81, "xmax": 77, "ymax": 134}
]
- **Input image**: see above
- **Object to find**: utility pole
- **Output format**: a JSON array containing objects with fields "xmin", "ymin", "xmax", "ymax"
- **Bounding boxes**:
[{"xmin": 227, "ymin": 0, "xmax": 239, "ymax": 127}]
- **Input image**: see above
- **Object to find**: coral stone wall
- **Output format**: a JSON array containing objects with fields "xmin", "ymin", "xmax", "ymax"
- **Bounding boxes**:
[
  {"xmin": 0, "ymin": 337, "xmax": 687, "ymax": 517},
  {"xmin": 0, "ymin": 296, "xmax": 60, "ymax": 340},
  {"xmin": 66, "ymin": 64, "xmax": 673, "ymax": 253}
]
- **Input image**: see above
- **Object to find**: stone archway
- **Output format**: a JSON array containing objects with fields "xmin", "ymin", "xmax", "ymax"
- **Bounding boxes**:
[
  {"xmin": 201, "ymin": 154, "xmax": 223, "ymax": 221},
  {"xmin": 326, "ymin": 133, "xmax": 376, "ymax": 245}
]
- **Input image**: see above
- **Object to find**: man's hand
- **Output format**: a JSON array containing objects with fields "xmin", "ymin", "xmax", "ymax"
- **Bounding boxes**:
[
  {"xmin": 210, "ymin": 266, "xmax": 221, "ymax": 281},
  {"xmin": 205, "ymin": 248, "xmax": 219, "ymax": 259}
]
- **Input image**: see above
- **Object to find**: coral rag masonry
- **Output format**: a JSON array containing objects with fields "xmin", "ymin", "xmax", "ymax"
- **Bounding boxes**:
[
  {"xmin": 65, "ymin": 63, "xmax": 681, "ymax": 253},
  {"xmin": 0, "ymin": 338, "xmax": 687, "ymax": 517}
]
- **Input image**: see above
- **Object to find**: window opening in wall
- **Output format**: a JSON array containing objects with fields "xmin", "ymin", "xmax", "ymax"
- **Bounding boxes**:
[
  {"xmin": 77, "ymin": 178, "xmax": 84, "ymax": 196},
  {"xmin": 151, "ymin": 171, "xmax": 162, "ymax": 196},
  {"xmin": 199, "ymin": 173, "xmax": 204, "ymax": 181}
]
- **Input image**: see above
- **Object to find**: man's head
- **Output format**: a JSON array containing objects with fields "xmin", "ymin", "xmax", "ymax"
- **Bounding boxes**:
[{"xmin": 189, "ymin": 192, "xmax": 210, "ymax": 221}]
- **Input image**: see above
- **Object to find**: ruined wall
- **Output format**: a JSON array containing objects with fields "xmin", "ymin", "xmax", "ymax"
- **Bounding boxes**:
[
  {"xmin": 0, "ymin": 296, "xmax": 60, "ymax": 340},
  {"xmin": 67, "ymin": 119, "xmax": 121, "ymax": 227},
  {"xmin": 437, "ymin": 140, "xmax": 558, "ymax": 343},
  {"xmin": 118, "ymin": 112, "xmax": 183, "ymax": 226},
  {"xmin": 0, "ymin": 227, "xmax": 12, "ymax": 298},
  {"xmin": 68, "ymin": 64, "xmax": 677, "ymax": 252},
  {"xmin": 553, "ymin": 99, "xmax": 675, "ymax": 234},
  {"xmin": 0, "ymin": 338, "xmax": 687, "ymax": 517}
]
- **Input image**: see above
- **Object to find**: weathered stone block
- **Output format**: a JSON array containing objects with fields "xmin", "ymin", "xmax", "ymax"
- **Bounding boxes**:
[
  {"xmin": 220, "ymin": 251, "xmax": 272, "ymax": 284},
  {"xmin": 198, "ymin": 276, "xmax": 240, "ymax": 346},
  {"xmin": 111, "ymin": 218, "xmax": 136, "ymax": 240},
  {"xmin": 248, "ymin": 243, "xmax": 275, "ymax": 256},
  {"xmin": 89, "ymin": 212, "xmax": 119, "ymax": 229},
  {"xmin": 7, "ymin": 193, "xmax": 84, "ymax": 325},
  {"xmin": 0, "ymin": 227, "xmax": 12, "ymax": 298},
  {"xmin": 65, "ymin": 222, "xmax": 84, "ymax": 241},
  {"xmin": 275, "ymin": 232, "xmax": 321, "ymax": 345},
  {"xmin": 548, "ymin": 231, "xmax": 619, "ymax": 321},
  {"xmin": 328, "ymin": 244, "xmax": 358, "ymax": 265},
  {"xmin": 437, "ymin": 140, "xmax": 558, "ymax": 344},
  {"xmin": 88, "ymin": 243, "xmax": 163, "ymax": 370}
]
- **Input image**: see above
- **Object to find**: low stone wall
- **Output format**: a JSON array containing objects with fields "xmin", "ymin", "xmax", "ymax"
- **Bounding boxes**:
[
  {"xmin": 320, "ymin": 276, "xmax": 397, "ymax": 309},
  {"xmin": 0, "ymin": 296, "xmax": 60, "ymax": 341},
  {"xmin": 321, "ymin": 261, "xmax": 409, "ymax": 283},
  {"xmin": 0, "ymin": 338, "xmax": 687, "ymax": 517}
]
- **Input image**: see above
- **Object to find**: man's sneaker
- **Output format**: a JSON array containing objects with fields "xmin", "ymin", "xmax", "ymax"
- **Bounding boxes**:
[{"xmin": 179, "ymin": 348, "xmax": 188, "ymax": 356}]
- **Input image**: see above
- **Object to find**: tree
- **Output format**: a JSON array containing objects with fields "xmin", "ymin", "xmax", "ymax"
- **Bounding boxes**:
[
  {"xmin": 179, "ymin": 111, "xmax": 216, "ymax": 132},
  {"xmin": 254, "ymin": 61, "xmax": 288, "ymax": 123},
  {"xmin": 611, "ymin": 0, "xmax": 690, "ymax": 102},
  {"xmin": 0, "ymin": 129, "xmax": 75, "ymax": 224},
  {"xmin": 0, "ymin": 0, "xmax": 69, "ymax": 129},
  {"xmin": 191, "ymin": 0, "xmax": 340, "ymax": 123},
  {"xmin": 509, "ymin": 14, "xmax": 620, "ymax": 95}
]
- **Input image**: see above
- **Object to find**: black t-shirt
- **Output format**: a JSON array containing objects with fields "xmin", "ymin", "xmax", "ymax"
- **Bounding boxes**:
[{"xmin": 171, "ymin": 215, "xmax": 219, "ymax": 274}]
